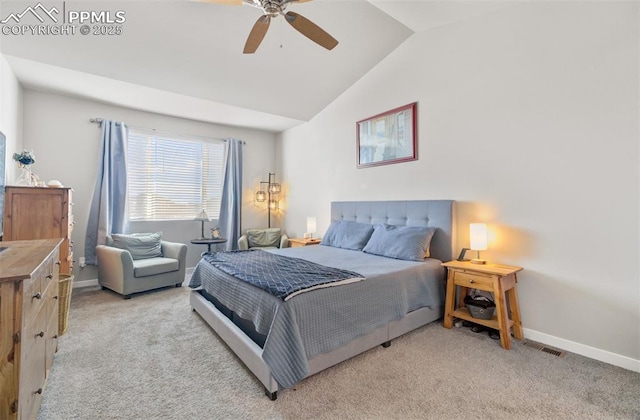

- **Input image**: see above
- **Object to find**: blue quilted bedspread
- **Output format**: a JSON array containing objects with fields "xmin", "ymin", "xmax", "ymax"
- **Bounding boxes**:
[{"xmin": 201, "ymin": 250, "xmax": 364, "ymax": 300}]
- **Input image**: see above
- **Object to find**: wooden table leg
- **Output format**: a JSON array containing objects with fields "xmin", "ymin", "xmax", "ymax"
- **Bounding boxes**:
[
  {"xmin": 457, "ymin": 286, "xmax": 469, "ymax": 309},
  {"xmin": 443, "ymin": 270, "xmax": 456, "ymax": 329},
  {"xmin": 493, "ymin": 277, "xmax": 512, "ymax": 350},
  {"xmin": 507, "ymin": 274, "xmax": 523, "ymax": 340}
]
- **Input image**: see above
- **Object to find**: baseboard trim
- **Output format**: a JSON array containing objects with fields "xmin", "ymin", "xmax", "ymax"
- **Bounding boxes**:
[
  {"xmin": 73, "ymin": 279, "xmax": 98, "ymax": 289},
  {"xmin": 524, "ymin": 328, "xmax": 640, "ymax": 373}
]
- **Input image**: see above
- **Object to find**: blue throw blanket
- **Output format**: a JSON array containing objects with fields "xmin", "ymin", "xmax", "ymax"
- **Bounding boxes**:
[{"xmin": 201, "ymin": 250, "xmax": 364, "ymax": 300}]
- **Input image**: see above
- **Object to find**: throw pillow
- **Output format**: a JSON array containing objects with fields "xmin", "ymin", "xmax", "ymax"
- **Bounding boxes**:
[
  {"xmin": 320, "ymin": 221, "xmax": 374, "ymax": 251},
  {"xmin": 112, "ymin": 232, "xmax": 163, "ymax": 260},
  {"xmin": 247, "ymin": 228, "xmax": 281, "ymax": 248},
  {"xmin": 363, "ymin": 224, "xmax": 436, "ymax": 261}
]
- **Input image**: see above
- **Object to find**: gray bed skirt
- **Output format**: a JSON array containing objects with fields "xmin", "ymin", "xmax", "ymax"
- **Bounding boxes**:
[{"xmin": 190, "ymin": 289, "xmax": 443, "ymax": 399}]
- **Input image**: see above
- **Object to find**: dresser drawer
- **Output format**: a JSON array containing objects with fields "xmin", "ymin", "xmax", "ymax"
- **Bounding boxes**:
[
  {"xmin": 20, "ymin": 305, "xmax": 48, "ymax": 420},
  {"xmin": 45, "ymin": 306, "xmax": 59, "ymax": 374},
  {"xmin": 40, "ymin": 263, "xmax": 57, "ymax": 297},
  {"xmin": 453, "ymin": 270, "xmax": 495, "ymax": 291},
  {"xmin": 22, "ymin": 276, "xmax": 44, "ymax": 326}
]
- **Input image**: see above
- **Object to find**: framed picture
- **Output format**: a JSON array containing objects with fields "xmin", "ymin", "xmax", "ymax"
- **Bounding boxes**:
[
  {"xmin": 211, "ymin": 227, "xmax": 221, "ymax": 239},
  {"xmin": 356, "ymin": 102, "xmax": 417, "ymax": 168}
]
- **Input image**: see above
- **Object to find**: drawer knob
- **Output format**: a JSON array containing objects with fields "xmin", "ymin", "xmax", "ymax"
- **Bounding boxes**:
[
  {"xmin": 32, "ymin": 292, "xmax": 42, "ymax": 300},
  {"xmin": 46, "ymin": 274, "xmax": 54, "ymax": 279},
  {"xmin": 55, "ymin": 261, "xmax": 61, "ymax": 266},
  {"xmin": 469, "ymin": 279, "xmax": 475, "ymax": 284},
  {"xmin": 53, "ymin": 295, "xmax": 59, "ymax": 300},
  {"xmin": 35, "ymin": 388, "xmax": 43, "ymax": 395},
  {"xmin": 36, "ymin": 331, "xmax": 44, "ymax": 338},
  {"xmin": 53, "ymin": 335, "xmax": 58, "ymax": 339}
]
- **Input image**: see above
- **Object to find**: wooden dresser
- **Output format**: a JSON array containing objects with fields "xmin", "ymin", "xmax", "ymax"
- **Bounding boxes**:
[
  {"xmin": 0, "ymin": 239, "xmax": 62, "ymax": 420},
  {"xmin": 3, "ymin": 186, "xmax": 73, "ymax": 274}
]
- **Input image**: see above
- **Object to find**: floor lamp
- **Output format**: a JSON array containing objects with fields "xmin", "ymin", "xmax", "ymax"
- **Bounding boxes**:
[{"xmin": 255, "ymin": 172, "xmax": 280, "ymax": 228}]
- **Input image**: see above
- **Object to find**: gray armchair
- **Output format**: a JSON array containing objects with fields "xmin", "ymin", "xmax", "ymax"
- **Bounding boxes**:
[
  {"xmin": 96, "ymin": 234, "xmax": 188, "ymax": 299},
  {"xmin": 238, "ymin": 228, "xmax": 288, "ymax": 250}
]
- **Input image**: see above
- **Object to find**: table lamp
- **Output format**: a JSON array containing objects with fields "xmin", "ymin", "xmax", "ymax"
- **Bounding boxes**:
[
  {"xmin": 469, "ymin": 223, "xmax": 488, "ymax": 264},
  {"xmin": 194, "ymin": 209, "xmax": 210, "ymax": 239},
  {"xmin": 305, "ymin": 216, "xmax": 317, "ymax": 239}
]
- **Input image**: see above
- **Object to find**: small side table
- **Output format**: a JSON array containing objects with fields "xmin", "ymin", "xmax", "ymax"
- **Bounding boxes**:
[
  {"xmin": 442, "ymin": 260, "xmax": 523, "ymax": 350},
  {"xmin": 190, "ymin": 238, "xmax": 227, "ymax": 253},
  {"xmin": 288, "ymin": 238, "xmax": 321, "ymax": 248}
]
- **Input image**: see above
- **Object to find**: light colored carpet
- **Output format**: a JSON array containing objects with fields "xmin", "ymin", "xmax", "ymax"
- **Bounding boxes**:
[{"xmin": 39, "ymin": 280, "xmax": 639, "ymax": 420}]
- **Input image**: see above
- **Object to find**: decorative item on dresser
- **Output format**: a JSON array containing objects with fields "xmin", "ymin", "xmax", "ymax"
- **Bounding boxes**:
[
  {"xmin": 0, "ymin": 239, "xmax": 62, "ymax": 420},
  {"xmin": 2, "ymin": 186, "xmax": 74, "ymax": 274}
]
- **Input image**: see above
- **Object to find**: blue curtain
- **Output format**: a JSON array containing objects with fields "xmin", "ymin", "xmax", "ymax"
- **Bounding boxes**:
[
  {"xmin": 85, "ymin": 120, "xmax": 129, "ymax": 265},
  {"xmin": 218, "ymin": 138, "xmax": 243, "ymax": 251}
]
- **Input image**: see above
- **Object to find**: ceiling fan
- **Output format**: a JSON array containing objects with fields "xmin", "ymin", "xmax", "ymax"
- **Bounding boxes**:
[{"xmin": 202, "ymin": 0, "xmax": 338, "ymax": 54}]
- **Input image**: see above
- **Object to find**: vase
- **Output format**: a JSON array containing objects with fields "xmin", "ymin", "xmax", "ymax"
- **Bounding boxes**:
[{"xmin": 16, "ymin": 166, "xmax": 34, "ymax": 186}]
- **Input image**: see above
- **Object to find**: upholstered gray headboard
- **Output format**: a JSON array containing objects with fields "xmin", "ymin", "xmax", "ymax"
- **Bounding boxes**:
[{"xmin": 331, "ymin": 200, "xmax": 456, "ymax": 262}]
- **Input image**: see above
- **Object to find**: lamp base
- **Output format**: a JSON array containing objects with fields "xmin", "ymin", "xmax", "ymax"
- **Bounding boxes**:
[{"xmin": 471, "ymin": 258, "xmax": 487, "ymax": 265}]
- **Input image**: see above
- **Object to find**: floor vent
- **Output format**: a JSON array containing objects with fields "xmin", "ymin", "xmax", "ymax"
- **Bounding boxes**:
[{"xmin": 524, "ymin": 340, "xmax": 565, "ymax": 357}]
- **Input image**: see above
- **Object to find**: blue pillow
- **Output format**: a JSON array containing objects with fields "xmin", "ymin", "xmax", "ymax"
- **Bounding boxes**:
[
  {"xmin": 363, "ymin": 224, "xmax": 436, "ymax": 261},
  {"xmin": 320, "ymin": 221, "xmax": 374, "ymax": 251},
  {"xmin": 112, "ymin": 232, "xmax": 163, "ymax": 260}
]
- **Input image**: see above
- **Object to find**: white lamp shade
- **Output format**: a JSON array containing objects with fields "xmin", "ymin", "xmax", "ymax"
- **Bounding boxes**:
[
  {"xmin": 194, "ymin": 209, "xmax": 209, "ymax": 221},
  {"xmin": 469, "ymin": 223, "xmax": 488, "ymax": 251},
  {"xmin": 306, "ymin": 217, "xmax": 317, "ymax": 234}
]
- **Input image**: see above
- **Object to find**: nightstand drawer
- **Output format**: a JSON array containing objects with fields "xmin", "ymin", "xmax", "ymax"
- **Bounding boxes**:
[{"xmin": 453, "ymin": 271, "xmax": 494, "ymax": 290}]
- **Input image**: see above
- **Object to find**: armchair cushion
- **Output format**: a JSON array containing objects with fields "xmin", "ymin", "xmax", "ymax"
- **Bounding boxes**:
[
  {"xmin": 133, "ymin": 257, "xmax": 179, "ymax": 277},
  {"xmin": 247, "ymin": 228, "xmax": 282, "ymax": 248},
  {"xmin": 112, "ymin": 232, "xmax": 163, "ymax": 260}
]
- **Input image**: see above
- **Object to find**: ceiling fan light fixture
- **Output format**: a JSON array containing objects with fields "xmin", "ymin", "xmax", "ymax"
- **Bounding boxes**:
[{"xmin": 207, "ymin": 0, "xmax": 338, "ymax": 54}]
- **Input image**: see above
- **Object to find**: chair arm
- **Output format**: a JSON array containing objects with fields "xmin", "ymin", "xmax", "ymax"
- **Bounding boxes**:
[
  {"xmin": 96, "ymin": 245, "xmax": 134, "ymax": 292},
  {"xmin": 238, "ymin": 235, "xmax": 248, "ymax": 250},
  {"xmin": 161, "ymin": 241, "xmax": 187, "ymax": 263},
  {"xmin": 280, "ymin": 234, "xmax": 289, "ymax": 248}
]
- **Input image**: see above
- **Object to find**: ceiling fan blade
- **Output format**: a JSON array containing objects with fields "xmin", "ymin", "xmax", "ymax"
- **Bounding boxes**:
[
  {"xmin": 284, "ymin": 11, "xmax": 338, "ymax": 51},
  {"xmin": 244, "ymin": 15, "xmax": 271, "ymax": 54}
]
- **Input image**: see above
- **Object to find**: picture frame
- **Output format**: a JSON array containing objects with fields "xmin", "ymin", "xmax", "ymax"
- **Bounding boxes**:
[
  {"xmin": 356, "ymin": 102, "xmax": 417, "ymax": 169},
  {"xmin": 211, "ymin": 227, "xmax": 221, "ymax": 239}
]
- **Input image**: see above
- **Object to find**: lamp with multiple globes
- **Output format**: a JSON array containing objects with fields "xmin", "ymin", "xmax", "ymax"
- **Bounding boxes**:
[{"xmin": 255, "ymin": 172, "xmax": 281, "ymax": 227}]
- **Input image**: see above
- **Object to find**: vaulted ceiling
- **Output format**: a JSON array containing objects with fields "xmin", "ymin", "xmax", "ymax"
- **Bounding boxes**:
[{"xmin": 1, "ymin": 0, "xmax": 510, "ymax": 132}]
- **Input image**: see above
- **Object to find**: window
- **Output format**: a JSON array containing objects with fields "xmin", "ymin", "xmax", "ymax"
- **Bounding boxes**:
[{"xmin": 127, "ymin": 128, "xmax": 225, "ymax": 221}]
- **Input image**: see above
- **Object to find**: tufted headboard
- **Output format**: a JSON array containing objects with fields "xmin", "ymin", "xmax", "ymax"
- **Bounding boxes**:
[{"xmin": 331, "ymin": 200, "xmax": 456, "ymax": 263}]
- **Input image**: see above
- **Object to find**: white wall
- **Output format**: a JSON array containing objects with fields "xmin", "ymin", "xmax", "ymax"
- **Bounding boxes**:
[
  {"xmin": 22, "ymin": 90, "xmax": 278, "ymax": 280},
  {"xmin": 278, "ymin": 2, "xmax": 639, "ymax": 367},
  {"xmin": 0, "ymin": 53, "xmax": 23, "ymax": 186}
]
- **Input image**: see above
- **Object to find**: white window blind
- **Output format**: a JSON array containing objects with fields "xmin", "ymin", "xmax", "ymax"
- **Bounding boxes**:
[{"xmin": 127, "ymin": 129, "xmax": 225, "ymax": 221}]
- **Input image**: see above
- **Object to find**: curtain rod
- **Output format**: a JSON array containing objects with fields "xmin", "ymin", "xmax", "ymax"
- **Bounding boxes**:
[{"xmin": 89, "ymin": 118, "xmax": 245, "ymax": 144}]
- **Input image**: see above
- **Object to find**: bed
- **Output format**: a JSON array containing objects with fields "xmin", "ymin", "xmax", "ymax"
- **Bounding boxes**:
[{"xmin": 189, "ymin": 200, "xmax": 455, "ymax": 399}]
